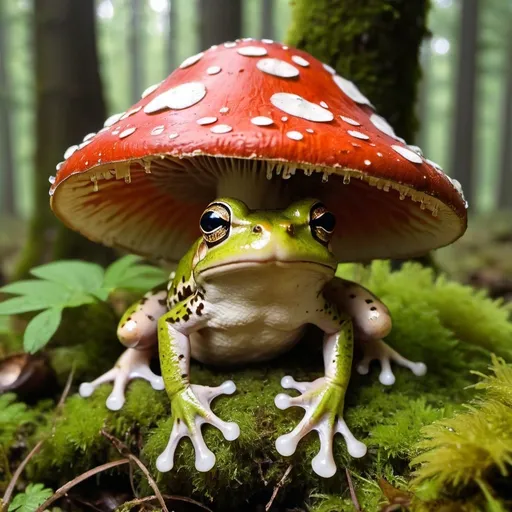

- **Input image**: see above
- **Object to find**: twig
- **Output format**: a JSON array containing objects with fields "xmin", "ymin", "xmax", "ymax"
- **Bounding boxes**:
[
  {"xmin": 100, "ymin": 429, "xmax": 169, "ymax": 512},
  {"xmin": 345, "ymin": 468, "xmax": 361, "ymax": 511},
  {"xmin": 34, "ymin": 458, "xmax": 129, "ymax": 512},
  {"xmin": 2, "ymin": 368, "xmax": 75, "ymax": 510},
  {"xmin": 121, "ymin": 494, "xmax": 214, "ymax": 512},
  {"xmin": 1, "ymin": 440, "xmax": 44, "ymax": 510},
  {"xmin": 265, "ymin": 464, "xmax": 292, "ymax": 512}
]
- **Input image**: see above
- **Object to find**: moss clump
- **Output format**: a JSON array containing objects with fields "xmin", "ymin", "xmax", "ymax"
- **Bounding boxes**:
[
  {"xmin": 21, "ymin": 262, "xmax": 512, "ymax": 510},
  {"xmin": 286, "ymin": 0, "xmax": 430, "ymax": 142}
]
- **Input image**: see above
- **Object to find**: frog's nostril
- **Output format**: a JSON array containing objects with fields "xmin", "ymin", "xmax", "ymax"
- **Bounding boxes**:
[
  {"xmin": 252, "ymin": 225, "xmax": 263, "ymax": 234},
  {"xmin": 286, "ymin": 224, "xmax": 295, "ymax": 236}
]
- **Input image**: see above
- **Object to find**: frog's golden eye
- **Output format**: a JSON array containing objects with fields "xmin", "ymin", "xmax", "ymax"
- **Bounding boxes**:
[
  {"xmin": 310, "ymin": 202, "xmax": 336, "ymax": 245},
  {"xmin": 200, "ymin": 202, "xmax": 231, "ymax": 246}
]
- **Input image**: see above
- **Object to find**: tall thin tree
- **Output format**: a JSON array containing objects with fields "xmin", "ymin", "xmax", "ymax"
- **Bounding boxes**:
[
  {"xmin": 199, "ymin": 0, "xmax": 242, "ymax": 49},
  {"xmin": 130, "ymin": 0, "xmax": 144, "ymax": 104},
  {"xmin": 16, "ymin": 0, "xmax": 115, "ymax": 278},
  {"xmin": 0, "ymin": 1, "xmax": 15, "ymax": 215},
  {"xmin": 261, "ymin": 0, "xmax": 274, "ymax": 41},
  {"xmin": 451, "ymin": 0, "xmax": 480, "ymax": 205},
  {"xmin": 498, "ymin": 37, "xmax": 512, "ymax": 209}
]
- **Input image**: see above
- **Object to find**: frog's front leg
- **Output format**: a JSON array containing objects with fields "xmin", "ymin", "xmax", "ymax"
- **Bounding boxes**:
[
  {"xmin": 325, "ymin": 278, "xmax": 426, "ymax": 385},
  {"xmin": 156, "ymin": 293, "xmax": 240, "ymax": 473},
  {"xmin": 79, "ymin": 289, "xmax": 167, "ymax": 410},
  {"xmin": 275, "ymin": 309, "xmax": 367, "ymax": 478}
]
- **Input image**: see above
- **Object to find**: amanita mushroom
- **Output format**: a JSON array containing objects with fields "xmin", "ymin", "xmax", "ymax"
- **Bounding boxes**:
[{"xmin": 49, "ymin": 38, "xmax": 467, "ymax": 262}]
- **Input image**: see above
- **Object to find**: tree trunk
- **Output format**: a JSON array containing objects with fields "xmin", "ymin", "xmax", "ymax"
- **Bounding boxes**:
[
  {"xmin": 15, "ymin": 0, "xmax": 115, "ymax": 279},
  {"xmin": 129, "ymin": 0, "xmax": 143, "ymax": 104},
  {"xmin": 199, "ymin": 0, "xmax": 242, "ymax": 48},
  {"xmin": 0, "ymin": 1, "xmax": 15, "ymax": 215},
  {"xmin": 166, "ymin": 0, "xmax": 177, "ymax": 71},
  {"xmin": 261, "ymin": 0, "xmax": 274, "ymax": 41},
  {"xmin": 498, "ymin": 36, "xmax": 512, "ymax": 209},
  {"xmin": 451, "ymin": 0, "xmax": 479, "ymax": 206},
  {"xmin": 286, "ymin": 0, "xmax": 430, "ymax": 143}
]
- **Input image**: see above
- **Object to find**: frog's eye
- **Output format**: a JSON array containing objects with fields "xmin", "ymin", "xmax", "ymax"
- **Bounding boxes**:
[
  {"xmin": 200, "ymin": 202, "xmax": 231, "ymax": 246},
  {"xmin": 310, "ymin": 203, "xmax": 336, "ymax": 245}
]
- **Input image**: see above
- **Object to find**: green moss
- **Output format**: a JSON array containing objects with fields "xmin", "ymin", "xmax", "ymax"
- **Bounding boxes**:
[
  {"xmin": 286, "ymin": 0, "xmax": 430, "ymax": 142},
  {"xmin": 21, "ymin": 262, "xmax": 512, "ymax": 510}
]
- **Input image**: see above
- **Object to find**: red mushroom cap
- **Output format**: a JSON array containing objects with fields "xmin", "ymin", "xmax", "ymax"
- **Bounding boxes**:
[{"xmin": 50, "ymin": 38, "xmax": 467, "ymax": 263}]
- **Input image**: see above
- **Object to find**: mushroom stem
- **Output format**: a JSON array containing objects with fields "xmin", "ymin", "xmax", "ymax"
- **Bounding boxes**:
[{"xmin": 216, "ymin": 162, "xmax": 291, "ymax": 209}]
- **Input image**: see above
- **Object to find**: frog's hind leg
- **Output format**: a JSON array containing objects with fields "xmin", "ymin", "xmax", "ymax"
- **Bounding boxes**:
[
  {"xmin": 325, "ymin": 277, "xmax": 426, "ymax": 385},
  {"xmin": 79, "ymin": 288, "xmax": 168, "ymax": 410}
]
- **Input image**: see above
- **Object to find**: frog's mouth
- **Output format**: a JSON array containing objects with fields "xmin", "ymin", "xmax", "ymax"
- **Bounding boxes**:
[{"xmin": 198, "ymin": 259, "xmax": 336, "ymax": 280}]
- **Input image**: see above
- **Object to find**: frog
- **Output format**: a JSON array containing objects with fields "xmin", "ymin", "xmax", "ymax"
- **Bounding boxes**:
[{"xmin": 79, "ymin": 197, "xmax": 427, "ymax": 478}]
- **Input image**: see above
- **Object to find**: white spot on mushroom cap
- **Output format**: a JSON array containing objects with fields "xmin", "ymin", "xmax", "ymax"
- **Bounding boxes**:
[
  {"xmin": 207, "ymin": 66, "xmax": 221, "ymax": 75},
  {"xmin": 364, "ymin": 160, "xmax": 371, "ymax": 166},
  {"xmin": 83, "ymin": 132, "xmax": 96, "ymax": 142},
  {"xmin": 141, "ymin": 83, "xmax": 159, "ymax": 99},
  {"xmin": 48, "ymin": 175, "xmax": 56, "ymax": 184},
  {"xmin": 426, "ymin": 158, "xmax": 443, "ymax": 171},
  {"xmin": 119, "ymin": 127, "xmax": 136, "ymax": 139},
  {"xmin": 56, "ymin": 161, "xmax": 64, "ymax": 171},
  {"xmin": 64, "ymin": 145, "xmax": 78, "ymax": 159},
  {"xmin": 210, "ymin": 124, "xmax": 232, "ymax": 134},
  {"xmin": 408, "ymin": 145, "xmax": 423, "ymax": 156},
  {"xmin": 286, "ymin": 131, "xmax": 303, "ymax": 141},
  {"xmin": 219, "ymin": 107, "xmax": 229, "ymax": 113},
  {"xmin": 121, "ymin": 107, "xmax": 142, "ymax": 120},
  {"xmin": 391, "ymin": 144, "xmax": 423, "ymax": 164},
  {"xmin": 270, "ymin": 92, "xmax": 334, "ymax": 123},
  {"xmin": 144, "ymin": 82, "xmax": 206, "ymax": 113},
  {"xmin": 237, "ymin": 46, "xmax": 267, "ymax": 57},
  {"xmin": 262, "ymin": 39, "xmax": 274, "ymax": 44},
  {"xmin": 340, "ymin": 115, "xmax": 360, "ymax": 126},
  {"xmin": 180, "ymin": 52, "xmax": 204, "ymax": 69},
  {"xmin": 323, "ymin": 63, "xmax": 336, "ymax": 75},
  {"xmin": 257, "ymin": 58, "xmax": 300, "ymax": 78},
  {"xmin": 291, "ymin": 55, "xmax": 310, "ymax": 67},
  {"xmin": 151, "ymin": 125, "xmax": 165, "ymax": 135},
  {"xmin": 251, "ymin": 116, "xmax": 274, "ymax": 126},
  {"xmin": 370, "ymin": 113, "xmax": 397, "ymax": 138},
  {"xmin": 197, "ymin": 116, "xmax": 218, "ymax": 125},
  {"xmin": 224, "ymin": 42, "xmax": 237, "ymax": 48},
  {"xmin": 347, "ymin": 130, "xmax": 369, "ymax": 141},
  {"xmin": 320, "ymin": 101, "xmax": 329, "ymax": 108},
  {"xmin": 104, "ymin": 112, "xmax": 124, "ymax": 128},
  {"xmin": 281, "ymin": 116, "xmax": 288, "ymax": 122},
  {"xmin": 306, "ymin": 128, "xmax": 314, "ymax": 133},
  {"xmin": 169, "ymin": 132, "xmax": 179, "ymax": 139},
  {"xmin": 333, "ymin": 75, "xmax": 373, "ymax": 107}
]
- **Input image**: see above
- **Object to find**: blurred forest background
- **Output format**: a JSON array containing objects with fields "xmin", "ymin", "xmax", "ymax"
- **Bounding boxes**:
[{"xmin": 0, "ymin": 0, "xmax": 511, "ymax": 285}]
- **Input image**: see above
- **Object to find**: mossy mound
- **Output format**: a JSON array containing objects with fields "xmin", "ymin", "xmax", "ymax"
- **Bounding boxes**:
[{"xmin": 4, "ymin": 262, "xmax": 512, "ymax": 511}]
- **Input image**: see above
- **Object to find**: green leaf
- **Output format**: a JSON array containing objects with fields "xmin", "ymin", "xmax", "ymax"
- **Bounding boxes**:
[
  {"xmin": 65, "ymin": 291, "xmax": 97, "ymax": 308},
  {"xmin": 0, "ymin": 296, "xmax": 61, "ymax": 315},
  {"xmin": 8, "ymin": 483, "xmax": 53, "ymax": 512},
  {"xmin": 30, "ymin": 260, "xmax": 104, "ymax": 294},
  {"xmin": 102, "ymin": 254, "xmax": 142, "ymax": 289},
  {"xmin": 23, "ymin": 308, "xmax": 62, "ymax": 353},
  {"xmin": 115, "ymin": 265, "xmax": 167, "ymax": 291},
  {"xmin": 0, "ymin": 280, "xmax": 72, "ymax": 301}
]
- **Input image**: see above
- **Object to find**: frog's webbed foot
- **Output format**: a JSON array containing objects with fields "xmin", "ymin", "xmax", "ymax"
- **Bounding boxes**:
[
  {"xmin": 275, "ymin": 376, "xmax": 366, "ymax": 478},
  {"xmin": 156, "ymin": 381, "xmax": 240, "ymax": 473},
  {"xmin": 356, "ymin": 338, "xmax": 427, "ymax": 385},
  {"xmin": 79, "ymin": 348, "xmax": 164, "ymax": 410}
]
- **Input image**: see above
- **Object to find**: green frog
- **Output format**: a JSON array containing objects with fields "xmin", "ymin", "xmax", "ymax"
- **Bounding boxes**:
[{"xmin": 79, "ymin": 197, "xmax": 426, "ymax": 478}]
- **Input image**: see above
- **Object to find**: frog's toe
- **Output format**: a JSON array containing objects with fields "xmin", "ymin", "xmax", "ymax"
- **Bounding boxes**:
[
  {"xmin": 157, "ymin": 382, "xmax": 240, "ymax": 473},
  {"xmin": 357, "ymin": 338, "xmax": 427, "ymax": 386},
  {"xmin": 78, "ymin": 348, "xmax": 162, "ymax": 411},
  {"xmin": 275, "ymin": 377, "xmax": 366, "ymax": 478}
]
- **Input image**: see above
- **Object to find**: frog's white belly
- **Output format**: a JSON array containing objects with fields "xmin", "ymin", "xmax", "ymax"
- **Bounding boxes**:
[{"xmin": 189, "ymin": 264, "xmax": 329, "ymax": 365}]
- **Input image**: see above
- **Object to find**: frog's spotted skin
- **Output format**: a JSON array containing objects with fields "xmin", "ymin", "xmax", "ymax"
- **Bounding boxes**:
[{"xmin": 80, "ymin": 197, "xmax": 426, "ymax": 477}]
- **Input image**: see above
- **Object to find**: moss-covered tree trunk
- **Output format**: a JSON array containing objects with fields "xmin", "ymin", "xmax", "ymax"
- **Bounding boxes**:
[
  {"xmin": 286, "ymin": 0, "xmax": 430, "ymax": 143},
  {"xmin": 15, "ymin": 0, "xmax": 115, "ymax": 279}
]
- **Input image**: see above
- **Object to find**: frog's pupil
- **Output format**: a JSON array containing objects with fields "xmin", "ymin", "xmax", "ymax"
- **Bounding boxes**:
[
  {"xmin": 200, "ymin": 211, "xmax": 228, "ymax": 233},
  {"xmin": 316, "ymin": 212, "xmax": 336, "ymax": 232}
]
